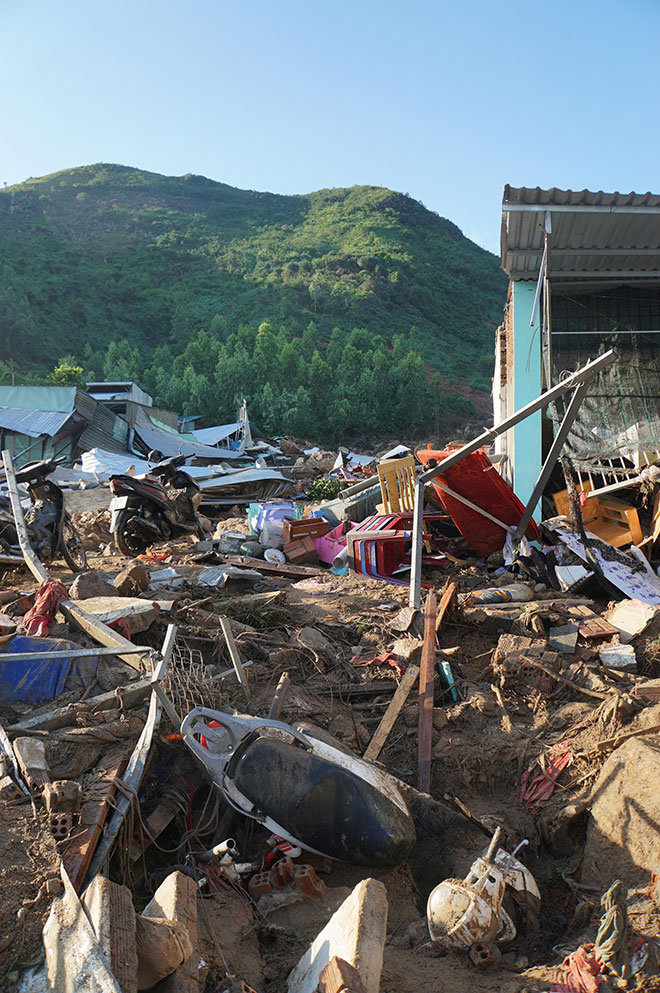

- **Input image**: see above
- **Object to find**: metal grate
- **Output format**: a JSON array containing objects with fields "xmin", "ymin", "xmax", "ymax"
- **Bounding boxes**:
[{"xmin": 161, "ymin": 637, "xmax": 225, "ymax": 728}]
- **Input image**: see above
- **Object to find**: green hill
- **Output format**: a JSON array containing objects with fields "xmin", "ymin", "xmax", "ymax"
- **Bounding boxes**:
[{"xmin": 1, "ymin": 164, "xmax": 506, "ymax": 440}]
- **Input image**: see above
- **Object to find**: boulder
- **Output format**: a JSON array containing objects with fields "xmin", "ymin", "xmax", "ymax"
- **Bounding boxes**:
[
  {"xmin": 114, "ymin": 562, "xmax": 151, "ymax": 596},
  {"xmin": 69, "ymin": 570, "xmax": 116, "ymax": 600},
  {"xmin": 582, "ymin": 734, "xmax": 660, "ymax": 888}
]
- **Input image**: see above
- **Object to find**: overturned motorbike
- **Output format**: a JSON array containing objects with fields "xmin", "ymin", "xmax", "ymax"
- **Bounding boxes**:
[
  {"xmin": 181, "ymin": 708, "xmax": 416, "ymax": 867},
  {"xmin": 109, "ymin": 453, "xmax": 205, "ymax": 556},
  {"xmin": 0, "ymin": 459, "xmax": 87, "ymax": 571}
]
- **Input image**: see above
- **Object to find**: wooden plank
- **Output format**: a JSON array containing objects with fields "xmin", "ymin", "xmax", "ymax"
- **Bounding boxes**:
[
  {"xmin": 63, "ymin": 752, "xmax": 127, "ymax": 891},
  {"xmin": 8, "ymin": 679, "xmax": 152, "ymax": 734},
  {"xmin": 2, "ymin": 450, "xmax": 144, "ymax": 668},
  {"xmin": 268, "ymin": 670, "xmax": 291, "ymax": 720},
  {"xmin": 417, "ymin": 591, "xmax": 437, "ymax": 794},
  {"xmin": 214, "ymin": 553, "xmax": 321, "ymax": 577},
  {"xmin": 84, "ymin": 627, "xmax": 177, "ymax": 882},
  {"xmin": 219, "ymin": 615, "xmax": 249, "ymax": 697},
  {"xmin": 364, "ymin": 664, "xmax": 419, "ymax": 761}
]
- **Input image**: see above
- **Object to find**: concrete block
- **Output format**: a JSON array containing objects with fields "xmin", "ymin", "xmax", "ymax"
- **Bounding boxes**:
[
  {"xmin": 82, "ymin": 874, "xmax": 138, "ymax": 993},
  {"xmin": 142, "ymin": 871, "xmax": 198, "ymax": 993},
  {"xmin": 44, "ymin": 866, "xmax": 123, "ymax": 993},
  {"xmin": 287, "ymin": 878, "xmax": 387, "ymax": 993}
]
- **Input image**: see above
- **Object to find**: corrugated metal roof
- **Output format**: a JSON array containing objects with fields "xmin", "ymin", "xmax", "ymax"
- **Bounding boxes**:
[
  {"xmin": 192, "ymin": 422, "xmax": 240, "ymax": 445},
  {"xmin": 502, "ymin": 185, "xmax": 660, "ymax": 280},
  {"xmin": 0, "ymin": 408, "xmax": 74, "ymax": 438},
  {"xmin": 132, "ymin": 408, "xmax": 244, "ymax": 461},
  {"xmin": 0, "ymin": 386, "xmax": 78, "ymax": 413}
]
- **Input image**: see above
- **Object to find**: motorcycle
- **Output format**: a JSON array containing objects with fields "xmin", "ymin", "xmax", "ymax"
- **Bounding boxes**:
[
  {"xmin": 181, "ymin": 708, "xmax": 416, "ymax": 867},
  {"xmin": 109, "ymin": 453, "xmax": 205, "ymax": 556},
  {"xmin": 0, "ymin": 459, "xmax": 87, "ymax": 572}
]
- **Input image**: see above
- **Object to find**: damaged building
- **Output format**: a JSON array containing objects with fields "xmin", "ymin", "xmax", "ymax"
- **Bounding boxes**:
[{"xmin": 495, "ymin": 186, "xmax": 660, "ymax": 508}]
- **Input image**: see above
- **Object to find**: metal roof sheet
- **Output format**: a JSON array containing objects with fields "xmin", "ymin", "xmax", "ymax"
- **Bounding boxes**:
[
  {"xmin": 501, "ymin": 186, "xmax": 660, "ymax": 280},
  {"xmin": 192, "ymin": 422, "xmax": 240, "ymax": 445},
  {"xmin": 132, "ymin": 408, "xmax": 244, "ymax": 461},
  {"xmin": 0, "ymin": 408, "xmax": 74, "ymax": 438},
  {"xmin": 0, "ymin": 387, "xmax": 78, "ymax": 413}
]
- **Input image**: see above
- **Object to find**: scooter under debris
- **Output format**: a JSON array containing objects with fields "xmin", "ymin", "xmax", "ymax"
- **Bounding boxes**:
[
  {"xmin": 426, "ymin": 828, "xmax": 540, "ymax": 965},
  {"xmin": 181, "ymin": 708, "xmax": 416, "ymax": 867},
  {"xmin": 109, "ymin": 453, "xmax": 205, "ymax": 556},
  {"xmin": 0, "ymin": 459, "xmax": 87, "ymax": 572}
]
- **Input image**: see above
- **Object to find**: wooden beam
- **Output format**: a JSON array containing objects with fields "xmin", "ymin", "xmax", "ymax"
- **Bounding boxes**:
[
  {"xmin": 417, "ymin": 591, "xmax": 437, "ymax": 794},
  {"xmin": 84, "ymin": 626, "xmax": 177, "ymax": 882},
  {"xmin": 268, "ymin": 670, "xmax": 291, "ymax": 720},
  {"xmin": 63, "ymin": 751, "xmax": 127, "ymax": 891},
  {"xmin": 363, "ymin": 664, "xmax": 419, "ymax": 762},
  {"xmin": 2, "ymin": 449, "xmax": 144, "ymax": 668},
  {"xmin": 8, "ymin": 679, "xmax": 152, "ymax": 734},
  {"xmin": 219, "ymin": 616, "xmax": 249, "ymax": 698}
]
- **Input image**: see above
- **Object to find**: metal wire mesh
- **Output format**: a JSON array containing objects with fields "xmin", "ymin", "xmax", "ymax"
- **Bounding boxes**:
[{"xmin": 161, "ymin": 636, "xmax": 225, "ymax": 729}]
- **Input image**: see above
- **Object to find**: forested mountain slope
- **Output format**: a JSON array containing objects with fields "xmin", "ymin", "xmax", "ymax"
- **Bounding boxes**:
[{"xmin": 1, "ymin": 164, "xmax": 506, "ymax": 439}]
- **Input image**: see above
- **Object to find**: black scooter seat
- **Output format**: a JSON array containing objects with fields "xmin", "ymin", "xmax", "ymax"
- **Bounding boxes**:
[{"xmin": 226, "ymin": 734, "xmax": 416, "ymax": 866}]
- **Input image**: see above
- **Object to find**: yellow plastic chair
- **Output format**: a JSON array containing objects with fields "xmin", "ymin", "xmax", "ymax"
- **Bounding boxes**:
[{"xmin": 377, "ymin": 456, "xmax": 417, "ymax": 513}]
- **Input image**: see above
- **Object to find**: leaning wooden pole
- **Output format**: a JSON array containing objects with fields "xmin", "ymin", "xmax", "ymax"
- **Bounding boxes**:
[
  {"xmin": 2, "ymin": 450, "xmax": 143, "ymax": 668},
  {"xmin": 417, "ymin": 591, "xmax": 437, "ymax": 794}
]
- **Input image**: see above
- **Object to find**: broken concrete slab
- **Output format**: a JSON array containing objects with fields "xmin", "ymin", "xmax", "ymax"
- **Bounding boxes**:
[
  {"xmin": 135, "ymin": 915, "xmax": 193, "ymax": 991},
  {"xmin": 582, "ymin": 735, "xmax": 660, "ymax": 889},
  {"xmin": 603, "ymin": 598, "xmax": 660, "ymax": 644},
  {"xmin": 82, "ymin": 874, "xmax": 138, "ymax": 993},
  {"xmin": 548, "ymin": 623, "xmax": 579, "ymax": 654},
  {"xmin": 43, "ymin": 866, "xmax": 123, "ymax": 993},
  {"xmin": 141, "ymin": 870, "xmax": 198, "ymax": 993},
  {"xmin": 78, "ymin": 597, "xmax": 158, "ymax": 634},
  {"xmin": 287, "ymin": 878, "xmax": 387, "ymax": 993}
]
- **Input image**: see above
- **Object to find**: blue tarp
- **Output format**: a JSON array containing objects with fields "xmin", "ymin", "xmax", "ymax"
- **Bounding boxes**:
[{"xmin": 0, "ymin": 636, "xmax": 98, "ymax": 704}]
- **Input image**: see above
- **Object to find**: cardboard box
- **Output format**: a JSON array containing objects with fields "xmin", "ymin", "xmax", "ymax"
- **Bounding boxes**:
[
  {"xmin": 284, "ymin": 537, "xmax": 319, "ymax": 566},
  {"xmin": 283, "ymin": 517, "xmax": 331, "ymax": 543}
]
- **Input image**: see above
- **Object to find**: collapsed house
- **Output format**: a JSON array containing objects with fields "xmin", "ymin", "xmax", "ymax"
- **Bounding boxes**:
[{"xmin": 495, "ymin": 186, "xmax": 660, "ymax": 507}]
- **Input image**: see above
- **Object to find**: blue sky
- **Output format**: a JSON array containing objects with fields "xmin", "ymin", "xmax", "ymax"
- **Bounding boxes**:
[{"xmin": 2, "ymin": 0, "xmax": 659, "ymax": 253}]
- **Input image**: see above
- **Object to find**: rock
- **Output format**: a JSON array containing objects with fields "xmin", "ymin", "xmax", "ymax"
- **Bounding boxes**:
[
  {"xmin": 69, "ymin": 570, "xmax": 116, "ymax": 600},
  {"xmin": 391, "ymin": 638, "xmax": 423, "ymax": 665},
  {"xmin": 113, "ymin": 562, "xmax": 151, "ymax": 596},
  {"xmin": 582, "ymin": 736, "xmax": 660, "ymax": 888},
  {"xmin": 298, "ymin": 627, "xmax": 334, "ymax": 657},
  {"xmin": 279, "ymin": 437, "xmax": 305, "ymax": 457}
]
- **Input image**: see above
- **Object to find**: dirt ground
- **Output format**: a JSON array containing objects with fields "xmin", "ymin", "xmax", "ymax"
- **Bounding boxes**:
[{"xmin": 2, "ymin": 509, "xmax": 660, "ymax": 991}]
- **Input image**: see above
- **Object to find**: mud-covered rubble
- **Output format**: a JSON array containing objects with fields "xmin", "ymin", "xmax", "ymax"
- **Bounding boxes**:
[{"xmin": 1, "ymin": 490, "xmax": 660, "ymax": 993}]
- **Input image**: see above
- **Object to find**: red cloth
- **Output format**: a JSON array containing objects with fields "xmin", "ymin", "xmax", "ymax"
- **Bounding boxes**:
[
  {"xmin": 520, "ymin": 750, "xmax": 572, "ymax": 813},
  {"xmin": 351, "ymin": 651, "xmax": 406, "ymax": 677},
  {"xmin": 551, "ymin": 944, "xmax": 603, "ymax": 992},
  {"xmin": 109, "ymin": 617, "xmax": 131, "ymax": 640},
  {"xmin": 21, "ymin": 579, "xmax": 69, "ymax": 637}
]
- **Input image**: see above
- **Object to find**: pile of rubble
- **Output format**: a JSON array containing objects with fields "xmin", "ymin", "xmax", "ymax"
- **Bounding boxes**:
[{"xmin": 3, "ymin": 411, "xmax": 660, "ymax": 993}]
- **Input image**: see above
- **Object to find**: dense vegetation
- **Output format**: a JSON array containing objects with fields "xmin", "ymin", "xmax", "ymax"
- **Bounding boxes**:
[{"xmin": 1, "ymin": 164, "xmax": 506, "ymax": 440}]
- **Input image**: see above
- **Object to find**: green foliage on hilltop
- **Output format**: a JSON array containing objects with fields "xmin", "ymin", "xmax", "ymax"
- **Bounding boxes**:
[{"xmin": 0, "ymin": 164, "xmax": 506, "ymax": 438}]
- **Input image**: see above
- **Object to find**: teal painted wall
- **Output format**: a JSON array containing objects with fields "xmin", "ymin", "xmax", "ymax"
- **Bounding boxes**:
[{"xmin": 512, "ymin": 281, "xmax": 542, "ymax": 510}]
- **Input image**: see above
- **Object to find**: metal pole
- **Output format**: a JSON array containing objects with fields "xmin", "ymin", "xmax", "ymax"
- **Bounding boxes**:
[
  {"xmin": 514, "ymin": 381, "xmax": 591, "ymax": 543},
  {"xmin": 408, "ymin": 479, "xmax": 425, "ymax": 608},
  {"xmin": 409, "ymin": 350, "xmax": 616, "ymax": 608}
]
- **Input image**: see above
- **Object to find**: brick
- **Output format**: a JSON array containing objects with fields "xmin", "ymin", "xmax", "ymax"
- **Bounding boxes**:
[
  {"xmin": 294, "ymin": 866, "xmax": 327, "ymax": 900},
  {"xmin": 248, "ymin": 872, "xmax": 273, "ymax": 898},
  {"xmin": 318, "ymin": 956, "xmax": 366, "ymax": 993}
]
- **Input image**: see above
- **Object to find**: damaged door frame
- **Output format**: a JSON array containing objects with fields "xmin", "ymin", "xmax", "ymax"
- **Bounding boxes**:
[{"xmin": 408, "ymin": 349, "xmax": 617, "ymax": 608}]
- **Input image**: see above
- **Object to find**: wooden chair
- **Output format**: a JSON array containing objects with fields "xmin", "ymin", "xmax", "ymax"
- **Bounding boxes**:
[
  {"xmin": 553, "ymin": 484, "xmax": 642, "ymax": 548},
  {"xmin": 377, "ymin": 456, "xmax": 416, "ymax": 513}
]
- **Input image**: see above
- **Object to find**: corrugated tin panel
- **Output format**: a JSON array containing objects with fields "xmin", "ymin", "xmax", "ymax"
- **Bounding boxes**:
[
  {"xmin": 77, "ymin": 425, "xmax": 129, "ymax": 455},
  {"xmin": 132, "ymin": 409, "xmax": 243, "ymax": 461},
  {"xmin": 0, "ymin": 408, "xmax": 73, "ymax": 438},
  {"xmin": 0, "ymin": 386, "xmax": 77, "ymax": 413},
  {"xmin": 501, "ymin": 186, "xmax": 660, "ymax": 279}
]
